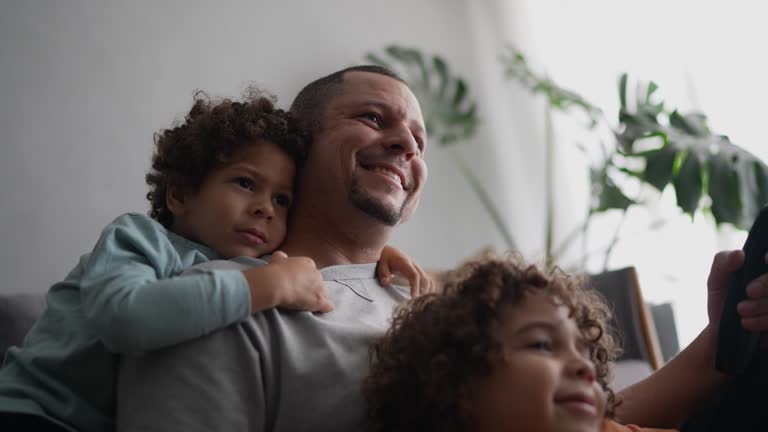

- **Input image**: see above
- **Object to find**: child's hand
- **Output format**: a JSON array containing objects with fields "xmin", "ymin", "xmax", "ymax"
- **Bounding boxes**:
[
  {"xmin": 377, "ymin": 246, "xmax": 435, "ymax": 297},
  {"xmin": 243, "ymin": 251, "xmax": 333, "ymax": 313}
]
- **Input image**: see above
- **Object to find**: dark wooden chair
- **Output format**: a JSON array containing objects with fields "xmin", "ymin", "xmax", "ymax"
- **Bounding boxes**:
[{"xmin": 588, "ymin": 266, "xmax": 664, "ymax": 370}]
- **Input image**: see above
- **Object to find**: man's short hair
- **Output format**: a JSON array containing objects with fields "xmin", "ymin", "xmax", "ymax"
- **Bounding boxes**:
[{"xmin": 289, "ymin": 65, "xmax": 406, "ymax": 136}]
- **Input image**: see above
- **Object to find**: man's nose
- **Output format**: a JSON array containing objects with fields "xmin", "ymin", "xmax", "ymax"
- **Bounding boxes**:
[{"xmin": 385, "ymin": 125, "xmax": 419, "ymax": 161}]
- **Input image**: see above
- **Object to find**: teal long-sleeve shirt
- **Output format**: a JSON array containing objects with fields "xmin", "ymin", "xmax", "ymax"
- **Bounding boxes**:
[{"xmin": 0, "ymin": 213, "xmax": 252, "ymax": 432}]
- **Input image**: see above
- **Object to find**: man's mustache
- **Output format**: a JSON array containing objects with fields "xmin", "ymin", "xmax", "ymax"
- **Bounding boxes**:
[{"xmin": 356, "ymin": 152, "xmax": 415, "ymax": 191}]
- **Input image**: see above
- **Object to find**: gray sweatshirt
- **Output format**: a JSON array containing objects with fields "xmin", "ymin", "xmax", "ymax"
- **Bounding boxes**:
[{"xmin": 117, "ymin": 258, "xmax": 409, "ymax": 432}]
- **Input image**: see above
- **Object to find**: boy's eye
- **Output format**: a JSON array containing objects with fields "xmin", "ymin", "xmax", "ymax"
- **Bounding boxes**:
[
  {"xmin": 236, "ymin": 177, "xmax": 254, "ymax": 191},
  {"xmin": 526, "ymin": 340, "xmax": 554, "ymax": 352},
  {"xmin": 273, "ymin": 194, "xmax": 292, "ymax": 208}
]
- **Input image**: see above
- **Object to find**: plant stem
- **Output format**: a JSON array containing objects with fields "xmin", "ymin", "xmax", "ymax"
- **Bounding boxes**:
[
  {"xmin": 550, "ymin": 217, "xmax": 592, "ymax": 264},
  {"xmin": 602, "ymin": 209, "xmax": 629, "ymax": 271},
  {"xmin": 544, "ymin": 104, "xmax": 555, "ymax": 270},
  {"xmin": 447, "ymin": 146, "xmax": 518, "ymax": 252}
]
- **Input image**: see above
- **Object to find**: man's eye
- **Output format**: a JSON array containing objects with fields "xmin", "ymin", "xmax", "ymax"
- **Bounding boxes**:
[
  {"xmin": 361, "ymin": 112, "xmax": 382, "ymax": 126},
  {"xmin": 236, "ymin": 177, "xmax": 254, "ymax": 191},
  {"xmin": 273, "ymin": 194, "xmax": 291, "ymax": 208},
  {"xmin": 415, "ymin": 138, "xmax": 425, "ymax": 152}
]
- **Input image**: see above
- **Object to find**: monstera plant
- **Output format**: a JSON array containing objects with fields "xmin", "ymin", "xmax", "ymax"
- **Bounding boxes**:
[
  {"xmin": 367, "ymin": 44, "xmax": 768, "ymax": 267},
  {"xmin": 501, "ymin": 47, "xmax": 768, "ymax": 267}
]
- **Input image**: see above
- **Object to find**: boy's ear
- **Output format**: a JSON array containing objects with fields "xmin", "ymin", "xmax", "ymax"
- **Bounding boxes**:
[{"xmin": 166, "ymin": 185, "xmax": 187, "ymax": 217}]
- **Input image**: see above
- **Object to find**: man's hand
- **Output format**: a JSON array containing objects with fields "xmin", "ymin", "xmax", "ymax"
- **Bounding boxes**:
[
  {"xmin": 738, "ymin": 253, "xmax": 768, "ymax": 332},
  {"xmin": 377, "ymin": 245, "xmax": 435, "ymax": 297},
  {"xmin": 242, "ymin": 251, "xmax": 333, "ymax": 313},
  {"xmin": 707, "ymin": 249, "xmax": 768, "ymax": 337},
  {"xmin": 707, "ymin": 250, "xmax": 745, "ymax": 332}
]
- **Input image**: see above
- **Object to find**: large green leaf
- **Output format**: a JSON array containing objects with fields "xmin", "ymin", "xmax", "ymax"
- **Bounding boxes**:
[
  {"xmin": 366, "ymin": 45, "xmax": 478, "ymax": 147},
  {"xmin": 595, "ymin": 175, "xmax": 635, "ymax": 212},
  {"xmin": 672, "ymin": 151, "xmax": 703, "ymax": 216},
  {"xmin": 708, "ymin": 149, "xmax": 744, "ymax": 226},
  {"xmin": 617, "ymin": 87, "xmax": 768, "ymax": 229},
  {"xmin": 641, "ymin": 138, "xmax": 677, "ymax": 191}
]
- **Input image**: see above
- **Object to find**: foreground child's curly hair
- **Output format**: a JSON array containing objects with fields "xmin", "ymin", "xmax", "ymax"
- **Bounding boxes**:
[
  {"xmin": 364, "ymin": 253, "xmax": 620, "ymax": 432},
  {"xmin": 146, "ymin": 89, "xmax": 308, "ymax": 227}
]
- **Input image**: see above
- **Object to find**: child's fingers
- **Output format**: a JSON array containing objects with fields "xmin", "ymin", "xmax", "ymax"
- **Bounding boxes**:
[
  {"xmin": 420, "ymin": 272, "xmax": 433, "ymax": 294},
  {"xmin": 306, "ymin": 284, "xmax": 334, "ymax": 313},
  {"xmin": 272, "ymin": 250, "xmax": 288, "ymax": 262},
  {"xmin": 315, "ymin": 283, "xmax": 334, "ymax": 312},
  {"xmin": 377, "ymin": 260, "xmax": 392, "ymax": 286},
  {"xmin": 316, "ymin": 298, "xmax": 335, "ymax": 313},
  {"xmin": 399, "ymin": 265, "xmax": 420, "ymax": 297},
  {"xmin": 412, "ymin": 263, "xmax": 432, "ymax": 295}
]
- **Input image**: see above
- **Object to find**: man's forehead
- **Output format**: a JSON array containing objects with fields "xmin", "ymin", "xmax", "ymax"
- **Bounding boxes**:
[{"xmin": 334, "ymin": 72, "xmax": 425, "ymax": 125}]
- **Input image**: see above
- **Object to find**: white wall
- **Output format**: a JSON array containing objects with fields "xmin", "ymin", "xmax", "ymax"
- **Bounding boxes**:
[{"xmin": 0, "ymin": 0, "xmax": 541, "ymax": 293}]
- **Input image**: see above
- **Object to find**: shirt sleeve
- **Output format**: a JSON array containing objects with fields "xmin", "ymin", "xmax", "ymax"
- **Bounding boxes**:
[
  {"xmin": 78, "ymin": 214, "xmax": 252, "ymax": 354},
  {"xmin": 602, "ymin": 419, "xmax": 679, "ymax": 432}
]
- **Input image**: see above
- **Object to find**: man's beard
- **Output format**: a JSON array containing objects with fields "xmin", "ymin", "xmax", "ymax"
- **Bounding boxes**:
[{"xmin": 349, "ymin": 176, "xmax": 407, "ymax": 226}]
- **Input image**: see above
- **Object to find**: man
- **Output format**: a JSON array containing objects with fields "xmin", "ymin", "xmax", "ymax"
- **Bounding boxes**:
[
  {"xmin": 117, "ymin": 65, "xmax": 768, "ymax": 432},
  {"xmin": 116, "ymin": 65, "xmax": 428, "ymax": 431}
]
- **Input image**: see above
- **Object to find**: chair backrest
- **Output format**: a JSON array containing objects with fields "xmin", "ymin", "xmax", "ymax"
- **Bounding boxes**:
[
  {"xmin": 650, "ymin": 302, "xmax": 680, "ymax": 362},
  {"xmin": 588, "ymin": 267, "xmax": 664, "ymax": 370}
]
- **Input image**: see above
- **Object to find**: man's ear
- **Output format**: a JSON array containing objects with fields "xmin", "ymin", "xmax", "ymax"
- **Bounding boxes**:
[{"xmin": 166, "ymin": 185, "xmax": 187, "ymax": 217}]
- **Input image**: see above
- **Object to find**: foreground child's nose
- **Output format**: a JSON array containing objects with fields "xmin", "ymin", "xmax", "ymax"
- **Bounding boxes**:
[
  {"xmin": 568, "ymin": 351, "xmax": 597, "ymax": 382},
  {"xmin": 575, "ymin": 364, "xmax": 596, "ymax": 383}
]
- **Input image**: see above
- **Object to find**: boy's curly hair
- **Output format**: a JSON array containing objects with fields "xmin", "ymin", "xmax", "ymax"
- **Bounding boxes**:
[
  {"xmin": 146, "ymin": 89, "xmax": 309, "ymax": 227},
  {"xmin": 364, "ymin": 253, "xmax": 620, "ymax": 432}
]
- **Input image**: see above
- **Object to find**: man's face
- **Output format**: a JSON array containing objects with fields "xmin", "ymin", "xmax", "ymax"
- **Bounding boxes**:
[
  {"xmin": 467, "ymin": 292, "xmax": 607, "ymax": 432},
  {"xmin": 306, "ymin": 71, "xmax": 428, "ymax": 226}
]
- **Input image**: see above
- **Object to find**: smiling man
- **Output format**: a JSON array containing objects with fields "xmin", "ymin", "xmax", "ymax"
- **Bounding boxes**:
[{"xmin": 115, "ymin": 66, "xmax": 429, "ymax": 432}]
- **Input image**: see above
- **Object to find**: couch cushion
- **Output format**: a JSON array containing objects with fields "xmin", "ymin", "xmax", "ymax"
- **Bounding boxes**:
[{"xmin": 0, "ymin": 293, "xmax": 46, "ymax": 359}]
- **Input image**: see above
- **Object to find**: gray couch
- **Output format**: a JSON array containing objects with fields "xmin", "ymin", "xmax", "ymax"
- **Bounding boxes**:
[
  {"xmin": 0, "ymin": 293, "xmax": 47, "ymax": 359},
  {"xmin": 0, "ymin": 289, "xmax": 680, "ymax": 359}
]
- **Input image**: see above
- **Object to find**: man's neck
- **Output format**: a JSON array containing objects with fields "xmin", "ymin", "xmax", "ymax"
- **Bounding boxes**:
[{"xmin": 279, "ymin": 207, "xmax": 391, "ymax": 269}]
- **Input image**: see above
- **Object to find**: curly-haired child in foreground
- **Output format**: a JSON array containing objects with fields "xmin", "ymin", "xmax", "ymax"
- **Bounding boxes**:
[
  {"xmin": 0, "ymin": 90, "xmax": 430, "ymax": 432},
  {"xmin": 365, "ymin": 254, "xmax": 676, "ymax": 432}
]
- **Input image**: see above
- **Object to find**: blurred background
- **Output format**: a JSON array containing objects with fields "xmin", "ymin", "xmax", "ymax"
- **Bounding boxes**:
[{"xmin": 2, "ymin": 0, "xmax": 767, "ymax": 350}]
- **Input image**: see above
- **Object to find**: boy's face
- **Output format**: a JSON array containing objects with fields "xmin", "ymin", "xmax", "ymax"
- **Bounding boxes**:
[
  {"xmin": 168, "ymin": 140, "xmax": 295, "ymax": 259},
  {"xmin": 467, "ymin": 291, "xmax": 607, "ymax": 432}
]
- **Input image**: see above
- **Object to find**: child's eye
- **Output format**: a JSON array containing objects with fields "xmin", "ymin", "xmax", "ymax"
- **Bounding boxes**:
[
  {"xmin": 273, "ymin": 194, "xmax": 292, "ymax": 208},
  {"xmin": 236, "ymin": 177, "xmax": 254, "ymax": 191},
  {"xmin": 526, "ymin": 341, "xmax": 554, "ymax": 352}
]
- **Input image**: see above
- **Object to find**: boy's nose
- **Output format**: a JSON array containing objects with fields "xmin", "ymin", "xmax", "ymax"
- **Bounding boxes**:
[
  {"xmin": 568, "ymin": 351, "xmax": 597, "ymax": 383},
  {"xmin": 575, "ymin": 363, "xmax": 596, "ymax": 383},
  {"xmin": 251, "ymin": 199, "xmax": 274, "ymax": 220}
]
